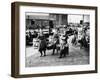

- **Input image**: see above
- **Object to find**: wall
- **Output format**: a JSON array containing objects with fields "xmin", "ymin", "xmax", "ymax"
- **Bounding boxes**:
[{"xmin": 0, "ymin": 0, "xmax": 100, "ymax": 80}]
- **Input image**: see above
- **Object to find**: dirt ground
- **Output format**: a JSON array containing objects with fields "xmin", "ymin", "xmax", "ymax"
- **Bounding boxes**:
[{"xmin": 25, "ymin": 36, "xmax": 89, "ymax": 67}]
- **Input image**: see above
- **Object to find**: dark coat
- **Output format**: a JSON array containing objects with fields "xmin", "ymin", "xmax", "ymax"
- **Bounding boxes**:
[{"xmin": 38, "ymin": 35, "xmax": 47, "ymax": 51}]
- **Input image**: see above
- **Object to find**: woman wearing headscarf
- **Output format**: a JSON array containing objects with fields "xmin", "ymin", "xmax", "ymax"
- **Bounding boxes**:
[{"xmin": 38, "ymin": 30, "xmax": 47, "ymax": 57}]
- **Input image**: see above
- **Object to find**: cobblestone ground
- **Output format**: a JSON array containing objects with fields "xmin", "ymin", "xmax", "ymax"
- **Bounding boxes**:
[{"xmin": 25, "ymin": 35, "xmax": 89, "ymax": 67}]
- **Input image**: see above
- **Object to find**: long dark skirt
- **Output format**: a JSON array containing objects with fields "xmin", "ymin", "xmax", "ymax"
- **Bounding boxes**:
[{"xmin": 39, "ymin": 40, "xmax": 47, "ymax": 56}]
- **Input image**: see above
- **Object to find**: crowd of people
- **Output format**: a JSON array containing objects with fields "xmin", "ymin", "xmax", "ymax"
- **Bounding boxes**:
[
  {"xmin": 71, "ymin": 26, "xmax": 90, "ymax": 49},
  {"xmin": 26, "ymin": 25, "xmax": 90, "ymax": 58},
  {"xmin": 34, "ymin": 28, "xmax": 69, "ymax": 58}
]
